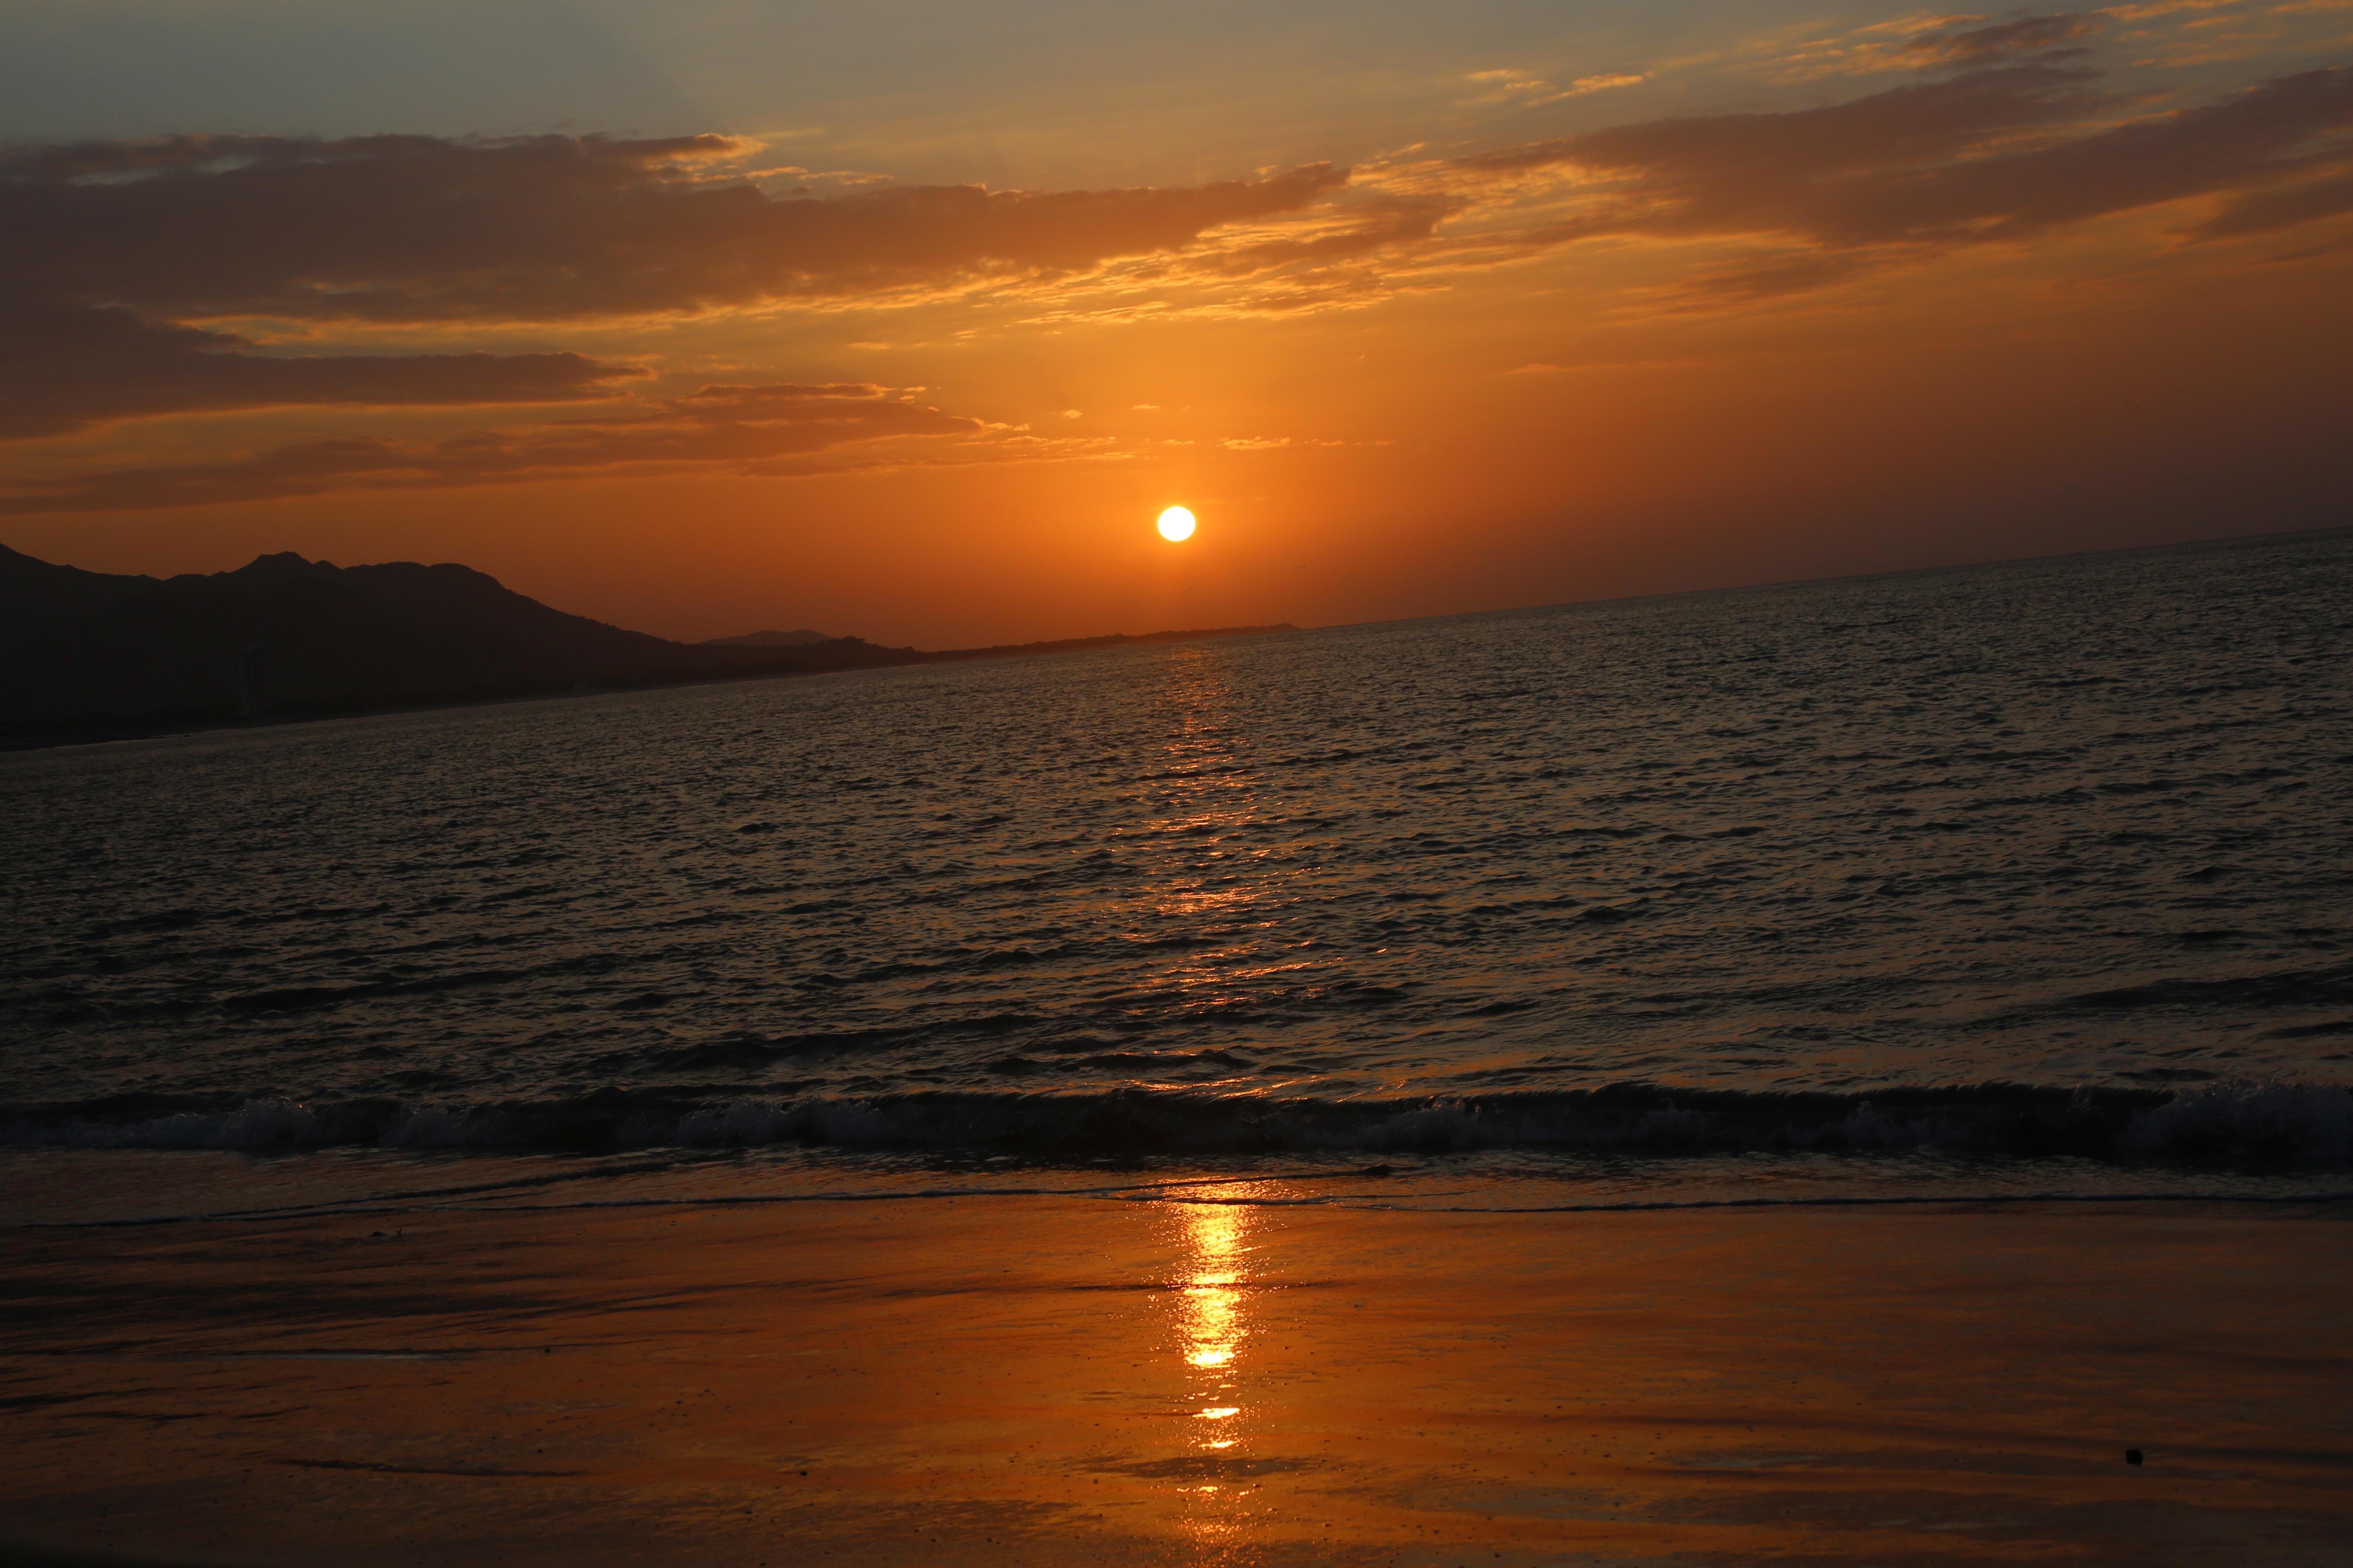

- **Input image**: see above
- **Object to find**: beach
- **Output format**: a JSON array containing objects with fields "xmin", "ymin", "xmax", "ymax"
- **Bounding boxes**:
[{"xmin": 7, "ymin": 1177, "xmax": 2350, "ymax": 1567}]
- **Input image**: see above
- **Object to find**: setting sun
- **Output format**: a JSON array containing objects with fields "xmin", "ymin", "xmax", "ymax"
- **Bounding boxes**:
[{"xmin": 1156, "ymin": 506, "xmax": 1197, "ymax": 543}]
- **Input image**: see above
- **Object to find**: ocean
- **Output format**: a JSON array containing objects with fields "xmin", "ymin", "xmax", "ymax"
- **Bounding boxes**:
[{"xmin": 5, "ymin": 527, "xmax": 2351, "ymax": 1221}]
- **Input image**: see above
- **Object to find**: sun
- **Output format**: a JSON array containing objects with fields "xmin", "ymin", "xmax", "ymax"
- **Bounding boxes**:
[{"xmin": 1156, "ymin": 506, "xmax": 1197, "ymax": 542}]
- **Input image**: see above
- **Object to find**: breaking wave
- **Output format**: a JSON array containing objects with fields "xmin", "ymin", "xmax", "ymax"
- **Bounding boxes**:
[{"xmin": 6, "ymin": 1079, "xmax": 2350, "ymax": 1165}]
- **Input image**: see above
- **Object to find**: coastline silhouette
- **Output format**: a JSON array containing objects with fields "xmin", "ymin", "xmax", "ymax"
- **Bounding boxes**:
[{"xmin": 0, "ymin": 542, "xmax": 1289, "ymax": 743}]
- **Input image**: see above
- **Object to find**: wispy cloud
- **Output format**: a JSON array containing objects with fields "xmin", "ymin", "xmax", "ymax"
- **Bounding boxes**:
[
  {"xmin": 1904, "ymin": 13, "xmax": 2107, "ymax": 63},
  {"xmin": 0, "ymin": 383, "xmax": 999, "ymax": 514},
  {"xmin": 1410, "ymin": 61, "xmax": 2353, "ymax": 301},
  {"xmin": 1466, "ymin": 68, "xmax": 1648, "ymax": 107},
  {"xmin": 0, "ymin": 304, "xmax": 638, "ymax": 440},
  {"xmin": 2, "ymin": 134, "xmax": 1346, "ymax": 326},
  {"xmin": 0, "ymin": 133, "xmax": 1345, "ymax": 445}
]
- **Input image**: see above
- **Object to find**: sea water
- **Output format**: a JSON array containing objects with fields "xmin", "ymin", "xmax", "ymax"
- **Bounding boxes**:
[{"xmin": 4, "ymin": 529, "xmax": 2350, "ymax": 1221}]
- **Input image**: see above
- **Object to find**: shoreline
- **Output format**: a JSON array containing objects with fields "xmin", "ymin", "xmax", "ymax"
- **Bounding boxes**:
[
  {"xmin": 6, "ymin": 1188, "xmax": 2348, "ymax": 1565},
  {"xmin": 10, "ymin": 1139, "xmax": 2353, "ymax": 1235}
]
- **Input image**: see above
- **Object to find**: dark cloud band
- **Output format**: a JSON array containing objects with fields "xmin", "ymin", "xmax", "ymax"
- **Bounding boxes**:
[
  {"xmin": 0, "ymin": 305, "xmax": 638, "ymax": 439},
  {"xmin": 0, "ymin": 382, "xmax": 986, "ymax": 514},
  {"xmin": 0, "ymin": 135, "xmax": 1346, "ymax": 324},
  {"xmin": 0, "ymin": 136, "xmax": 1343, "ymax": 442}
]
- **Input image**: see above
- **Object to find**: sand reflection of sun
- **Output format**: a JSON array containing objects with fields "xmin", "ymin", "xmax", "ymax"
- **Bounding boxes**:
[
  {"xmin": 1177, "ymin": 1199, "xmax": 1248, "ymax": 1376},
  {"xmin": 1163, "ymin": 1191, "xmax": 1269, "ymax": 1558}
]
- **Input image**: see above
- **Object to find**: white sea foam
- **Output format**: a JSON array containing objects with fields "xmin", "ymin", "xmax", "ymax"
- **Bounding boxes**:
[{"xmin": 8, "ymin": 1081, "xmax": 2353, "ymax": 1166}]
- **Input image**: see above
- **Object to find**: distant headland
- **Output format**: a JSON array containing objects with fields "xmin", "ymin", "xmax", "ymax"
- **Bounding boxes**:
[{"xmin": 0, "ymin": 544, "xmax": 1292, "ymax": 747}]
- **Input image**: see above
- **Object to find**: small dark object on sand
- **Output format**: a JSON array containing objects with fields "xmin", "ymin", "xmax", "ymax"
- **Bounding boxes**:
[
  {"xmin": 1361, "ymin": 1164, "xmax": 1395, "ymax": 1177},
  {"xmin": 2126, "ymin": 1448, "xmax": 2144, "ymax": 1466}
]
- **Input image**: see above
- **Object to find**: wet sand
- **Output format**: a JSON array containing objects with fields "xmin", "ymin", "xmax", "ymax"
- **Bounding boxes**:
[{"xmin": 3, "ymin": 1192, "xmax": 2350, "ymax": 1566}]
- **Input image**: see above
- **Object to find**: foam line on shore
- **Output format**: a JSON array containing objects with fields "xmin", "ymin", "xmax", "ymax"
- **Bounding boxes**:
[
  {"xmin": 8, "ymin": 1079, "xmax": 2353, "ymax": 1163},
  {"xmin": 13, "ymin": 1182, "xmax": 2353, "ymax": 1230}
]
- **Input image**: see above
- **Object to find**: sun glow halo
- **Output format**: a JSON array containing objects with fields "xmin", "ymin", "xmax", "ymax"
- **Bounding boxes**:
[{"xmin": 1157, "ymin": 506, "xmax": 1197, "ymax": 542}]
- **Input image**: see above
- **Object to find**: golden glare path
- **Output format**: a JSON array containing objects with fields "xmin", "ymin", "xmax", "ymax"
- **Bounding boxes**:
[{"xmin": 1167, "ymin": 1189, "xmax": 1265, "ymax": 1558}]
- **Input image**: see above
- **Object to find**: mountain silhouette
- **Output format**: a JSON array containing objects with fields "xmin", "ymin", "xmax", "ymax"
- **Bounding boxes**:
[
  {"xmin": 0, "ymin": 546, "xmax": 908, "ymax": 735},
  {"xmin": 703, "ymin": 629, "xmax": 834, "ymax": 647},
  {"xmin": 0, "ymin": 544, "xmax": 1292, "ymax": 741}
]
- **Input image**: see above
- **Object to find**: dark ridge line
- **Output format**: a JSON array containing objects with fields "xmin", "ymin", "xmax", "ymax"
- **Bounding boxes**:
[
  {"xmin": 0, "ymin": 539, "xmax": 1298, "ymax": 750},
  {"xmin": 0, "ymin": 619, "xmax": 1296, "ymax": 753}
]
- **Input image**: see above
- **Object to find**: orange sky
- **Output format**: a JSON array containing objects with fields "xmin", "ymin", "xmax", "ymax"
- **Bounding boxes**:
[{"xmin": 3, "ymin": 0, "xmax": 2349, "ymax": 644}]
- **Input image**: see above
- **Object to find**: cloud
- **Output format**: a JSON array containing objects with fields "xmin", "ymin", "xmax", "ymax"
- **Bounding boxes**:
[
  {"xmin": 1, "ymin": 134, "xmax": 1347, "ymax": 325},
  {"xmin": 1001, "ymin": 61, "xmax": 2350, "ymax": 319},
  {"xmin": 6, "ymin": 51, "xmax": 2349, "ymax": 507},
  {"xmin": 2099, "ymin": 0, "xmax": 2245, "ymax": 21},
  {"xmin": 0, "ymin": 382, "xmax": 989, "ymax": 514},
  {"xmin": 1452, "ymin": 63, "xmax": 2102, "ymax": 183},
  {"xmin": 1434, "ymin": 63, "xmax": 2353, "ymax": 296},
  {"xmin": 0, "ymin": 133, "xmax": 1343, "ymax": 444},
  {"xmin": 1904, "ymin": 14, "xmax": 2106, "ymax": 63},
  {"xmin": 17, "ymin": 66, "xmax": 2343, "ymax": 356},
  {"xmin": 1466, "ymin": 68, "xmax": 1648, "ymax": 107},
  {"xmin": 1742, "ymin": 8, "xmax": 2115, "ymax": 81},
  {"xmin": 1190, "ymin": 195, "xmax": 1460, "ymax": 277},
  {"xmin": 0, "ymin": 304, "xmax": 638, "ymax": 439},
  {"xmin": 2195, "ymin": 164, "xmax": 2353, "ymax": 233}
]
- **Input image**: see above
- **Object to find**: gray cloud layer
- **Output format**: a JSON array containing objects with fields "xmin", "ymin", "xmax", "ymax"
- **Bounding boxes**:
[
  {"xmin": 1904, "ymin": 14, "xmax": 2103, "ymax": 66},
  {"xmin": 0, "ymin": 383, "xmax": 983, "ymax": 514},
  {"xmin": 1455, "ymin": 64, "xmax": 2353, "ymax": 253},
  {"xmin": 0, "ymin": 304, "xmax": 637, "ymax": 439},
  {"xmin": 0, "ymin": 134, "xmax": 1342, "ymax": 437},
  {"xmin": 3, "ymin": 134, "xmax": 1344, "ymax": 323}
]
